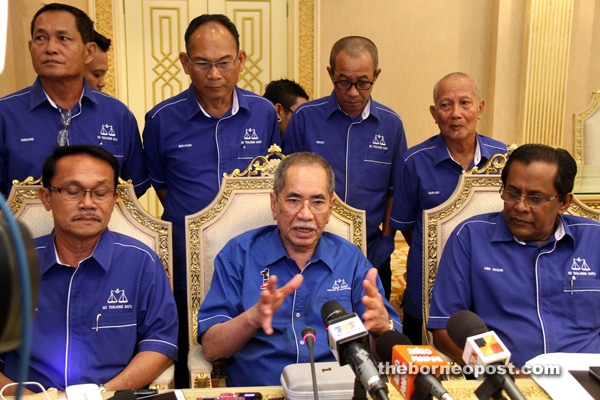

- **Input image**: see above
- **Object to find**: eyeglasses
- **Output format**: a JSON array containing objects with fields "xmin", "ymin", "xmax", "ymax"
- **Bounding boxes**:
[
  {"xmin": 333, "ymin": 80, "xmax": 374, "ymax": 91},
  {"xmin": 47, "ymin": 186, "xmax": 116, "ymax": 202},
  {"xmin": 186, "ymin": 53, "xmax": 240, "ymax": 73},
  {"xmin": 499, "ymin": 188, "xmax": 558, "ymax": 208},
  {"xmin": 277, "ymin": 196, "xmax": 332, "ymax": 214},
  {"xmin": 57, "ymin": 108, "xmax": 72, "ymax": 147}
]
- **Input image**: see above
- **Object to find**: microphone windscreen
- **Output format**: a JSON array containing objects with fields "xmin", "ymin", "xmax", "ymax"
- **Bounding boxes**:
[
  {"xmin": 446, "ymin": 310, "xmax": 488, "ymax": 350},
  {"xmin": 375, "ymin": 330, "xmax": 412, "ymax": 363},
  {"xmin": 320, "ymin": 300, "xmax": 346, "ymax": 325},
  {"xmin": 302, "ymin": 326, "xmax": 316, "ymax": 341}
]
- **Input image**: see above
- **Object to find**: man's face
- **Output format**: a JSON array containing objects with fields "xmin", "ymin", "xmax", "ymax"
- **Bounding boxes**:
[
  {"xmin": 179, "ymin": 22, "xmax": 246, "ymax": 105},
  {"xmin": 278, "ymin": 96, "xmax": 308, "ymax": 135},
  {"xmin": 502, "ymin": 160, "xmax": 571, "ymax": 244},
  {"xmin": 29, "ymin": 10, "xmax": 94, "ymax": 82},
  {"xmin": 430, "ymin": 75, "xmax": 484, "ymax": 142},
  {"xmin": 84, "ymin": 49, "xmax": 108, "ymax": 90},
  {"xmin": 270, "ymin": 164, "xmax": 335, "ymax": 256},
  {"xmin": 327, "ymin": 50, "xmax": 380, "ymax": 117},
  {"xmin": 39, "ymin": 154, "xmax": 117, "ymax": 244}
]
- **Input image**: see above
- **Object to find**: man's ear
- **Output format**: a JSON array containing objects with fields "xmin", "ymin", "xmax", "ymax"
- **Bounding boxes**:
[
  {"xmin": 270, "ymin": 191, "xmax": 278, "ymax": 220},
  {"xmin": 327, "ymin": 66, "xmax": 334, "ymax": 82},
  {"xmin": 84, "ymin": 42, "xmax": 96, "ymax": 65},
  {"xmin": 39, "ymin": 187, "xmax": 51, "ymax": 211},
  {"xmin": 373, "ymin": 68, "xmax": 382, "ymax": 82},
  {"xmin": 558, "ymin": 193, "xmax": 573, "ymax": 214},
  {"xmin": 179, "ymin": 52, "xmax": 191, "ymax": 75}
]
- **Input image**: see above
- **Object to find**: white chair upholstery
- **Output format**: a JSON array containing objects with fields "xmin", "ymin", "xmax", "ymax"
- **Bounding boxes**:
[
  {"xmin": 185, "ymin": 145, "xmax": 367, "ymax": 388},
  {"xmin": 421, "ymin": 147, "xmax": 600, "ymax": 344},
  {"xmin": 6, "ymin": 177, "xmax": 175, "ymax": 389},
  {"xmin": 574, "ymin": 90, "xmax": 600, "ymax": 192}
]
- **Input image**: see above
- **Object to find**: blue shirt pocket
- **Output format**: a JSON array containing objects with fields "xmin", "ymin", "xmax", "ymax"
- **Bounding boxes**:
[{"xmin": 562, "ymin": 278, "xmax": 600, "ymax": 328}]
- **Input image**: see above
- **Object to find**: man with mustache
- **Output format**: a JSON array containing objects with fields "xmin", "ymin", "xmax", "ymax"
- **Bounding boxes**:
[
  {"xmin": 428, "ymin": 144, "xmax": 600, "ymax": 368},
  {"xmin": 0, "ymin": 145, "xmax": 177, "ymax": 393},
  {"xmin": 390, "ymin": 72, "xmax": 506, "ymax": 344},
  {"xmin": 0, "ymin": 3, "xmax": 148, "ymax": 197},
  {"xmin": 197, "ymin": 152, "xmax": 401, "ymax": 386}
]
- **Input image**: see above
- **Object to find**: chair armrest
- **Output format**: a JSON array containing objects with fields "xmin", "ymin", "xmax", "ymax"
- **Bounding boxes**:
[
  {"xmin": 149, "ymin": 363, "xmax": 174, "ymax": 390},
  {"xmin": 188, "ymin": 345, "xmax": 214, "ymax": 388}
]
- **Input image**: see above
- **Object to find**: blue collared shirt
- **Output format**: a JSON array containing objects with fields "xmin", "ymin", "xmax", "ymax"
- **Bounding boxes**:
[
  {"xmin": 0, "ymin": 78, "xmax": 149, "ymax": 197},
  {"xmin": 282, "ymin": 91, "xmax": 407, "ymax": 268},
  {"xmin": 390, "ymin": 133, "xmax": 506, "ymax": 318},
  {"xmin": 143, "ymin": 84, "xmax": 280, "ymax": 301},
  {"xmin": 428, "ymin": 212, "xmax": 600, "ymax": 368},
  {"xmin": 0, "ymin": 229, "xmax": 178, "ymax": 391},
  {"xmin": 198, "ymin": 226, "xmax": 402, "ymax": 387}
]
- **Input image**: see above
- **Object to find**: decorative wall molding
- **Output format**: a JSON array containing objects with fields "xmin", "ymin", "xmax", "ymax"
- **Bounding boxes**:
[
  {"xmin": 93, "ymin": 0, "xmax": 115, "ymax": 97},
  {"xmin": 298, "ymin": 0, "xmax": 314, "ymax": 99}
]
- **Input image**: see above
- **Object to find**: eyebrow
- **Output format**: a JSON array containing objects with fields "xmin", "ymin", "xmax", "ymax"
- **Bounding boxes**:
[
  {"xmin": 336, "ymin": 73, "xmax": 371, "ymax": 80},
  {"xmin": 286, "ymin": 192, "xmax": 326, "ymax": 200},
  {"xmin": 190, "ymin": 54, "xmax": 236, "ymax": 62}
]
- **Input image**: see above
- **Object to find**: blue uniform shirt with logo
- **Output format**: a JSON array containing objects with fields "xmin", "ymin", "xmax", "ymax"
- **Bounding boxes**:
[
  {"xmin": 282, "ymin": 92, "xmax": 407, "ymax": 269},
  {"xmin": 197, "ymin": 226, "xmax": 402, "ymax": 387},
  {"xmin": 427, "ymin": 212, "xmax": 600, "ymax": 368},
  {"xmin": 390, "ymin": 133, "xmax": 506, "ymax": 319},
  {"xmin": 0, "ymin": 78, "xmax": 149, "ymax": 197},
  {"xmin": 0, "ymin": 229, "xmax": 178, "ymax": 391},
  {"xmin": 143, "ymin": 84, "xmax": 280, "ymax": 301}
]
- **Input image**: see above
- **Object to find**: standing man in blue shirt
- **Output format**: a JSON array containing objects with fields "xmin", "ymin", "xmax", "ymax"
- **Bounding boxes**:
[
  {"xmin": 0, "ymin": 145, "xmax": 177, "ymax": 393},
  {"xmin": 428, "ymin": 144, "xmax": 600, "ymax": 368},
  {"xmin": 0, "ymin": 3, "xmax": 148, "ymax": 197},
  {"xmin": 282, "ymin": 36, "xmax": 407, "ymax": 300},
  {"xmin": 198, "ymin": 152, "xmax": 401, "ymax": 386},
  {"xmin": 142, "ymin": 14, "xmax": 279, "ymax": 384},
  {"xmin": 390, "ymin": 72, "xmax": 506, "ymax": 344}
]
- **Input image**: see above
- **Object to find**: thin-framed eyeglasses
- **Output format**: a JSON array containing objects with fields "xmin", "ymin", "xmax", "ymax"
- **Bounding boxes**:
[
  {"xmin": 277, "ymin": 196, "xmax": 332, "ymax": 214},
  {"xmin": 47, "ymin": 185, "xmax": 116, "ymax": 202},
  {"xmin": 57, "ymin": 108, "xmax": 72, "ymax": 147},
  {"xmin": 186, "ymin": 52, "xmax": 240, "ymax": 73},
  {"xmin": 333, "ymin": 80, "xmax": 374, "ymax": 91},
  {"xmin": 499, "ymin": 188, "xmax": 558, "ymax": 208}
]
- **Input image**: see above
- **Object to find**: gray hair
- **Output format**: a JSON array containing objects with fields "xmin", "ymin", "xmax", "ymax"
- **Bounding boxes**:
[
  {"xmin": 273, "ymin": 152, "xmax": 335, "ymax": 196},
  {"xmin": 433, "ymin": 72, "xmax": 481, "ymax": 103}
]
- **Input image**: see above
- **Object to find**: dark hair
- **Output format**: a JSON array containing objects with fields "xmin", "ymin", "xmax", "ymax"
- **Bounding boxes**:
[
  {"xmin": 31, "ymin": 3, "xmax": 94, "ymax": 44},
  {"xmin": 92, "ymin": 30, "xmax": 111, "ymax": 52},
  {"xmin": 501, "ymin": 143, "xmax": 577, "ymax": 201},
  {"xmin": 274, "ymin": 152, "xmax": 335, "ymax": 196},
  {"xmin": 263, "ymin": 79, "xmax": 309, "ymax": 110},
  {"xmin": 42, "ymin": 145, "xmax": 119, "ymax": 189},
  {"xmin": 329, "ymin": 36, "xmax": 378, "ymax": 73},
  {"xmin": 184, "ymin": 14, "xmax": 239, "ymax": 53}
]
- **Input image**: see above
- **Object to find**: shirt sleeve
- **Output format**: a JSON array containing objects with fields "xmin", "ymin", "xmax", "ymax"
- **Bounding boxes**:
[
  {"xmin": 136, "ymin": 252, "xmax": 179, "ymax": 360},
  {"xmin": 390, "ymin": 154, "xmax": 418, "ymax": 231},
  {"xmin": 142, "ymin": 111, "xmax": 168, "ymax": 191},
  {"xmin": 426, "ymin": 224, "xmax": 474, "ymax": 330},
  {"xmin": 120, "ymin": 110, "xmax": 150, "ymax": 197},
  {"xmin": 389, "ymin": 119, "xmax": 408, "ymax": 197}
]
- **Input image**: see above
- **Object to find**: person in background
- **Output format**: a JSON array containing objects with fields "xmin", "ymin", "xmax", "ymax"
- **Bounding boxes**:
[
  {"xmin": 263, "ymin": 78, "xmax": 308, "ymax": 136},
  {"xmin": 390, "ymin": 72, "xmax": 506, "ymax": 344},
  {"xmin": 84, "ymin": 30, "xmax": 111, "ymax": 91}
]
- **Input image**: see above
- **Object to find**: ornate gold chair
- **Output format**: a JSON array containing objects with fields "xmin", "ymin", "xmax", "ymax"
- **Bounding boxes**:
[
  {"xmin": 6, "ymin": 177, "xmax": 175, "ymax": 389},
  {"xmin": 185, "ymin": 145, "xmax": 367, "ymax": 388},
  {"xmin": 573, "ymin": 90, "xmax": 600, "ymax": 208},
  {"xmin": 421, "ymin": 147, "xmax": 600, "ymax": 345}
]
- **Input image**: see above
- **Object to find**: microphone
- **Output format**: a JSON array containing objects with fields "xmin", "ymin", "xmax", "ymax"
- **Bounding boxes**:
[
  {"xmin": 302, "ymin": 327, "xmax": 319, "ymax": 400},
  {"xmin": 320, "ymin": 301, "xmax": 388, "ymax": 400},
  {"xmin": 376, "ymin": 331, "xmax": 455, "ymax": 400},
  {"xmin": 446, "ymin": 311, "xmax": 526, "ymax": 400}
]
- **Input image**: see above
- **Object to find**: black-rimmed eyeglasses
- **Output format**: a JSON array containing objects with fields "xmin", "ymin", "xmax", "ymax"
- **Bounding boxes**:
[
  {"xmin": 333, "ymin": 80, "xmax": 374, "ymax": 91},
  {"xmin": 186, "ymin": 53, "xmax": 240, "ymax": 73},
  {"xmin": 47, "ymin": 186, "xmax": 116, "ymax": 202},
  {"xmin": 57, "ymin": 108, "xmax": 72, "ymax": 147}
]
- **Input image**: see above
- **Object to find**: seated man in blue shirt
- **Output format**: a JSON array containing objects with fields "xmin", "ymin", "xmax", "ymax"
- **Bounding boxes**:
[
  {"xmin": 198, "ymin": 152, "xmax": 401, "ymax": 386},
  {"xmin": 428, "ymin": 143, "xmax": 600, "ymax": 368},
  {"xmin": 0, "ymin": 145, "xmax": 178, "ymax": 393},
  {"xmin": 0, "ymin": 3, "xmax": 148, "ymax": 197}
]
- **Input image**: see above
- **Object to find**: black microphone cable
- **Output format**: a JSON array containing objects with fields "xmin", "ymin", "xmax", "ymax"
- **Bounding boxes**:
[{"xmin": 302, "ymin": 326, "xmax": 319, "ymax": 400}]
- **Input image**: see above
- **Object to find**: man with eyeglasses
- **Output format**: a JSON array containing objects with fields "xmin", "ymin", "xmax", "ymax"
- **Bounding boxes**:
[
  {"xmin": 0, "ymin": 145, "xmax": 177, "ymax": 394},
  {"xmin": 427, "ymin": 144, "xmax": 600, "ymax": 369},
  {"xmin": 390, "ymin": 72, "xmax": 506, "ymax": 345},
  {"xmin": 0, "ymin": 3, "xmax": 148, "ymax": 198},
  {"xmin": 282, "ymin": 36, "xmax": 407, "ymax": 301},
  {"xmin": 142, "ymin": 14, "xmax": 279, "ymax": 385},
  {"xmin": 197, "ymin": 152, "xmax": 401, "ymax": 386}
]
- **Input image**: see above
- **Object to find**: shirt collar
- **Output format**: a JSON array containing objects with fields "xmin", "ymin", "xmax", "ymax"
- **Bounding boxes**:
[
  {"xmin": 434, "ymin": 133, "xmax": 483, "ymax": 167},
  {"xmin": 325, "ymin": 90, "xmax": 375, "ymax": 122},
  {"xmin": 39, "ymin": 228, "xmax": 113, "ymax": 275},
  {"xmin": 187, "ymin": 84, "xmax": 245, "ymax": 120},
  {"xmin": 492, "ymin": 211, "xmax": 568, "ymax": 245},
  {"xmin": 263, "ymin": 227, "xmax": 336, "ymax": 271},
  {"xmin": 30, "ymin": 76, "xmax": 97, "ymax": 112}
]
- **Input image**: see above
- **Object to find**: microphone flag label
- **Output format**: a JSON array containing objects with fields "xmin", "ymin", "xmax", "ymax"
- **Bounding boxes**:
[
  {"xmin": 462, "ymin": 330, "xmax": 511, "ymax": 368},
  {"xmin": 391, "ymin": 345, "xmax": 447, "ymax": 399}
]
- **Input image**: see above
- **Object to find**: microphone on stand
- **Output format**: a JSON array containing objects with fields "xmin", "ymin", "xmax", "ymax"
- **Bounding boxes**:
[{"xmin": 302, "ymin": 326, "xmax": 319, "ymax": 400}]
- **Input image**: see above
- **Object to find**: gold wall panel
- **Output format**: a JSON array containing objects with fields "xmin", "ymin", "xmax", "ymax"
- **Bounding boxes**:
[
  {"xmin": 93, "ymin": 0, "xmax": 116, "ymax": 98},
  {"xmin": 298, "ymin": 0, "xmax": 314, "ymax": 99},
  {"xmin": 522, "ymin": 0, "xmax": 573, "ymax": 146}
]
